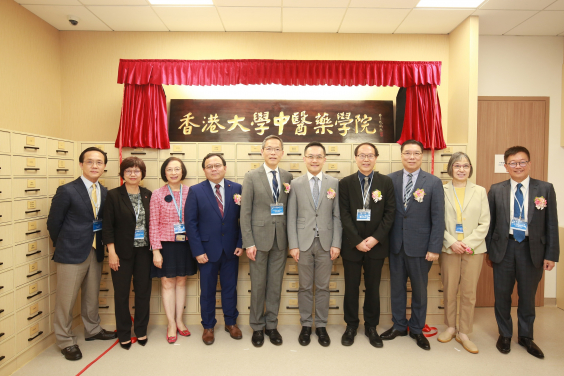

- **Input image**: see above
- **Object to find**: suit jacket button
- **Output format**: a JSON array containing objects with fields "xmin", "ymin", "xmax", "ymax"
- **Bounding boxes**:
[
  {"xmin": 222, "ymin": 234, "xmax": 224, "ymax": 236},
  {"xmin": 316, "ymin": 214, "xmax": 318, "ymax": 217},
  {"xmin": 222, "ymin": 223, "xmax": 224, "ymax": 225}
]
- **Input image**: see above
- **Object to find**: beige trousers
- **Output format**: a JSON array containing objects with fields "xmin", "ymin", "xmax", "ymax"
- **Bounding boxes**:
[{"xmin": 440, "ymin": 252, "xmax": 484, "ymax": 334}]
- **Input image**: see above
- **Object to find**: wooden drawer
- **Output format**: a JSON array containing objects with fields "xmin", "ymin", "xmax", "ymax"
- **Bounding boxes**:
[
  {"xmin": 121, "ymin": 147, "xmax": 158, "ymax": 160},
  {"xmin": 47, "ymin": 158, "xmax": 74, "ymax": 177},
  {"xmin": 353, "ymin": 143, "xmax": 391, "ymax": 162},
  {"xmin": 0, "ymin": 270, "xmax": 14, "ymax": 295},
  {"xmin": 185, "ymin": 279, "xmax": 197, "ymax": 297},
  {"xmin": 14, "ymin": 219, "xmax": 47, "ymax": 244},
  {"xmin": 236, "ymin": 161, "xmax": 264, "ymax": 177},
  {"xmin": 97, "ymin": 296, "xmax": 114, "ymax": 313},
  {"xmin": 49, "ymin": 273, "xmax": 57, "ymax": 294},
  {"xmin": 12, "ymin": 156, "xmax": 47, "ymax": 176},
  {"xmin": 360, "ymin": 278, "xmax": 390, "ymax": 297},
  {"xmin": 0, "ymin": 155, "xmax": 11, "ymax": 176},
  {"xmin": 16, "ymin": 315, "xmax": 49, "ymax": 354},
  {"xmin": 98, "ymin": 178, "xmax": 120, "ymax": 191},
  {"xmin": 235, "ymin": 296, "xmax": 250, "ymax": 314},
  {"xmin": 15, "ymin": 257, "xmax": 48, "ymax": 287},
  {"xmin": 0, "ymin": 315, "xmax": 15, "ymax": 345},
  {"xmin": 279, "ymin": 161, "xmax": 305, "ymax": 176},
  {"xmin": 434, "ymin": 145, "xmax": 467, "ymax": 163},
  {"xmin": 98, "ymin": 277, "xmax": 111, "ymax": 297},
  {"xmin": 0, "ymin": 131, "xmax": 10, "ymax": 154},
  {"xmin": 12, "ymin": 198, "xmax": 49, "ymax": 222},
  {"xmin": 48, "ymin": 177, "xmax": 74, "ymax": 196},
  {"xmin": 0, "ymin": 248, "xmax": 13, "ymax": 272},
  {"xmin": 381, "ymin": 264, "xmax": 390, "ymax": 279},
  {"xmin": 159, "ymin": 143, "xmax": 198, "ymax": 160},
  {"xmin": 0, "ymin": 225, "xmax": 13, "ymax": 249},
  {"xmin": 328, "ymin": 279, "xmax": 345, "ymax": 295},
  {"xmin": 129, "ymin": 297, "xmax": 160, "ymax": 314},
  {"xmin": 0, "ymin": 337, "xmax": 16, "ymax": 367},
  {"xmin": 81, "ymin": 143, "xmax": 118, "ymax": 160},
  {"xmin": 183, "ymin": 296, "xmax": 198, "ymax": 314},
  {"xmin": 11, "ymin": 134, "xmax": 46, "ymax": 156},
  {"xmin": 327, "ymin": 295, "xmax": 344, "ymax": 315},
  {"xmin": 281, "ymin": 278, "xmax": 299, "ymax": 296},
  {"xmin": 198, "ymin": 144, "xmax": 236, "ymax": 160},
  {"xmin": 329, "ymin": 264, "xmax": 344, "ymax": 279},
  {"xmin": 12, "ymin": 178, "xmax": 47, "ymax": 199},
  {"xmin": 279, "ymin": 296, "xmax": 300, "ymax": 314},
  {"xmin": 325, "ymin": 144, "xmax": 352, "ymax": 160},
  {"xmin": 324, "ymin": 161, "xmax": 351, "ymax": 179},
  {"xmin": 375, "ymin": 162, "xmax": 391, "ymax": 175},
  {"xmin": 139, "ymin": 178, "xmax": 159, "ymax": 192},
  {"xmin": 101, "ymin": 263, "xmax": 111, "ymax": 277},
  {"xmin": 284, "ymin": 263, "xmax": 299, "ymax": 277},
  {"xmin": 236, "ymin": 279, "xmax": 252, "ymax": 295},
  {"xmin": 0, "ymin": 293, "xmax": 14, "ymax": 319},
  {"xmin": 238, "ymin": 263, "xmax": 250, "ymax": 279},
  {"xmin": 143, "ymin": 160, "xmax": 158, "ymax": 178},
  {"xmin": 101, "ymin": 160, "xmax": 119, "ymax": 179},
  {"xmin": 15, "ymin": 276, "xmax": 48, "ymax": 309},
  {"xmin": 16, "ymin": 295, "xmax": 49, "ymax": 331},
  {"xmin": 47, "ymin": 139, "xmax": 74, "ymax": 159},
  {"xmin": 0, "ymin": 202, "xmax": 11, "ymax": 224},
  {"xmin": 283, "ymin": 144, "xmax": 306, "ymax": 160},
  {"xmin": 0, "ymin": 179, "xmax": 12, "ymax": 201},
  {"xmin": 236, "ymin": 143, "xmax": 264, "ymax": 160}
]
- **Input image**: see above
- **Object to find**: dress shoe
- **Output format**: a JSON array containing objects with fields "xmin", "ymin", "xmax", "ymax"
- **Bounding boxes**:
[
  {"xmin": 380, "ymin": 327, "xmax": 408, "ymax": 340},
  {"xmin": 225, "ymin": 325, "xmax": 242, "ymax": 339},
  {"xmin": 167, "ymin": 333, "xmax": 177, "ymax": 344},
  {"xmin": 85, "ymin": 329, "xmax": 118, "ymax": 341},
  {"xmin": 137, "ymin": 338, "xmax": 148, "ymax": 346},
  {"xmin": 202, "ymin": 328, "xmax": 215, "ymax": 345},
  {"xmin": 177, "ymin": 328, "xmax": 191, "ymax": 337},
  {"xmin": 298, "ymin": 326, "xmax": 312, "ymax": 346},
  {"xmin": 315, "ymin": 327, "xmax": 331, "ymax": 347},
  {"xmin": 265, "ymin": 328, "xmax": 283, "ymax": 346},
  {"xmin": 341, "ymin": 326, "xmax": 357, "ymax": 346},
  {"xmin": 61, "ymin": 345, "xmax": 82, "ymax": 361},
  {"xmin": 518, "ymin": 337, "xmax": 544, "ymax": 359},
  {"xmin": 119, "ymin": 341, "xmax": 132, "ymax": 350},
  {"xmin": 409, "ymin": 332, "xmax": 430, "ymax": 350},
  {"xmin": 251, "ymin": 330, "xmax": 264, "ymax": 348},
  {"xmin": 456, "ymin": 335, "xmax": 478, "ymax": 354},
  {"xmin": 437, "ymin": 330, "xmax": 455, "ymax": 343},
  {"xmin": 365, "ymin": 327, "xmax": 383, "ymax": 348},
  {"xmin": 496, "ymin": 336, "xmax": 511, "ymax": 354}
]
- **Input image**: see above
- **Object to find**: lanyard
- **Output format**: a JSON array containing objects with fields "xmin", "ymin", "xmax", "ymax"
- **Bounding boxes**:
[
  {"xmin": 514, "ymin": 184, "xmax": 527, "ymax": 220},
  {"xmin": 452, "ymin": 183, "xmax": 465, "ymax": 220},
  {"xmin": 167, "ymin": 184, "xmax": 183, "ymax": 223},
  {"xmin": 359, "ymin": 174, "xmax": 372, "ymax": 208}
]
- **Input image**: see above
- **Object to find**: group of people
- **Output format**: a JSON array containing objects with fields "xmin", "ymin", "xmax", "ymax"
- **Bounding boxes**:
[{"xmin": 46, "ymin": 136, "xmax": 559, "ymax": 362}]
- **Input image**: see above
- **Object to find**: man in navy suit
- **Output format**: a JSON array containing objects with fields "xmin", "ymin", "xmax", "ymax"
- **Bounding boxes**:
[
  {"xmin": 47, "ymin": 147, "xmax": 117, "ymax": 361},
  {"xmin": 186, "ymin": 153, "xmax": 244, "ymax": 345},
  {"xmin": 382, "ymin": 139, "xmax": 445, "ymax": 351}
]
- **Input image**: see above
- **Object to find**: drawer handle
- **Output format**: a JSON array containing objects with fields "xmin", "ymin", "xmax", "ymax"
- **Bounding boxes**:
[
  {"xmin": 439, "ymin": 306, "xmax": 444, "ymax": 309},
  {"xmin": 130, "ymin": 152, "xmax": 146, "ymax": 155},
  {"xmin": 330, "ymin": 272, "xmax": 340, "ymax": 275},
  {"xmin": 26, "ymin": 230, "xmax": 41, "ymax": 235},
  {"xmin": 329, "ymin": 289, "xmax": 340, "ymax": 293},
  {"xmin": 215, "ymin": 306, "xmax": 222, "ymax": 309},
  {"xmin": 169, "ymin": 152, "xmax": 185, "ymax": 155},
  {"xmin": 247, "ymin": 289, "xmax": 251, "ymax": 293},
  {"xmin": 285, "ymin": 306, "xmax": 299, "ymax": 309},
  {"xmin": 132, "ymin": 306, "xmax": 135, "ymax": 309},
  {"xmin": 214, "ymin": 153, "xmax": 224, "ymax": 156},
  {"xmin": 24, "ymin": 146, "xmax": 40, "ymax": 150},
  {"xmin": 326, "ymin": 170, "xmax": 340, "ymax": 173},
  {"xmin": 286, "ymin": 289, "xmax": 298, "ymax": 293},
  {"xmin": 100, "ymin": 289, "xmax": 109, "ymax": 292},
  {"xmin": 329, "ymin": 306, "xmax": 340, "ymax": 309},
  {"xmin": 326, "ymin": 153, "xmax": 341, "ymax": 156},
  {"xmin": 27, "ymin": 270, "xmax": 42, "ymax": 278},
  {"xmin": 0, "ymin": 333, "xmax": 4, "ymax": 338},
  {"xmin": 247, "ymin": 152, "xmax": 261, "ymax": 156},
  {"xmin": 24, "ymin": 168, "xmax": 40, "ymax": 171},
  {"xmin": 0, "ymin": 286, "xmax": 3, "ymax": 290},
  {"xmin": 0, "ymin": 309, "xmax": 3, "ymax": 314},
  {"xmin": 27, "ymin": 291, "xmax": 43, "ymax": 299},
  {"xmin": 56, "ymin": 150, "xmax": 68, "ymax": 153},
  {"xmin": 440, "ymin": 171, "xmax": 449, "ymax": 174},
  {"xmin": 28, "ymin": 331, "xmax": 44, "ymax": 342},
  {"xmin": 25, "ymin": 189, "xmax": 40, "ymax": 192},
  {"xmin": 441, "ymin": 153, "xmax": 453, "ymax": 157},
  {"xmin": 26, "ymin": 250, "xmax": 42, "ymax": 257},
  {"xmin": 288, "ymin": 170, "xmax": 301, "ymax": 173},
  {"xmin": 0, "ymin": 355, "xmax": 4, "ymax": 362},
  {"xmin": 101, "ymin": 272, "xmax": 109, "ymax": 275},
  {"xmin": 25, "ymin": 210, "xmax": 41, "ymax": 214},
  {"xmin": 99, "ymin": 305, "xmax": 109, "ymax": 308},
  {"xmin": 104, "ymin": 170, "xmax": 108, "ymax": 172},
  {"xmin": 287, "ymin": 153, "xmax": 302, "ymax": 156},
  {"xmin": 27, "ymin": 311, "xmax": 43, "ymax": 320},
  {"xmin": 56, "ymin": 169, "xmax": 69, "ymax": 172},
  {"xmin": 286, "ymin": 272, "xmax": 298, "ymax": 275}
]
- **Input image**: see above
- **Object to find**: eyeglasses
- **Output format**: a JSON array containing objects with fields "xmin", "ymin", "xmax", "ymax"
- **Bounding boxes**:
[
  {"xmin": 453, "ymin": 164, "xmax": 471, "ymax": 170},
  {"xmin": 356, "ymin": 154, "xmax": 376, "ymax": 160},
  {"xmin": 84, "ymin": 161, "xmax": 104, "ymax": 167},
  {"xmin": 264, "ymin": 147, "xmax": 282, "ymax": 154},
  {"xmin": 124, "ymin": 169, "xmax": 142, "ymax": 176},
  {"xmin": 165, "ymin": 167, "xmax": 182, "ymax": 173},
  {"xmin": 506, "ymin": 161, "xmax": 529, "ymax": 168},
  {"xmin": 305, "ymin": 155, "xmax": 325, "ymax": 161},
  {"xmin": 401, "ymin": 152, "xmax": 422, "ymax": 157},
  {"xmin": 205, "ymin": 163, "xmax": 223, "ymax": 170}
]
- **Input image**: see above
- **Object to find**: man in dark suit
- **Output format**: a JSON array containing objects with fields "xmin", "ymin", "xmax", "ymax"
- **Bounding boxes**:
[
  {"xmin": 383, "ymin": 139, "xmax": 445, "ymax": 351},
  {"xmin": 186, "ymin": 153, "xmax": 243, "ymax": 345},
  {"xmin": 47, "ymin": 147, "xmax": 117, "ymax": 361},
  {"xmin": 486, "ymin": 146, "xmax": 559, "ymax": 359},
  {"xmin": 339, "ymin": 143, "xmax": 396, "ymax": 348}
]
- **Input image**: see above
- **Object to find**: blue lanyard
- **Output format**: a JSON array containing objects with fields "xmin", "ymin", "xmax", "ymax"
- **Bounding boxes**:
[{"xmin": 167, "ymin": 184, "xmax": 183, "ymax": 223}]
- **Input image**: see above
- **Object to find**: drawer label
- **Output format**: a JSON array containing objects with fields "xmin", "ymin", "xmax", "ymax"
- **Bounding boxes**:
[
  {"xmin": 251, "ymin": 145, "xmax": 261, "ymax": 152},
  {"xmin": 329, "ymin": 146, "xmax": 338, "ymax": 152},
  {"xmin": 288, "ymin": 299, "xmax": 298, "ymax": 306},
  {"xmin": 211, "ymin": 145, "xmax": 222, "ymax": 152},
  {"xmin": 58, "ymin": 160, "xmax": 66, "ymax": 168},
  {"xmin": 29, "ymin": 242, "xmax": 38, "ymax": 252},
  {"xmin": 58, "ymin": 141, "xmax": 66, "ymax": 150},
  {"xmin": 329, "ymin": 282, "xmax": 337, "ymax": 289},
  {"xmin": 329, "ymin": 298, "xmax": 337, "ymax": 306},
  {"xmin": 29, "ymin": 262, "xmax": 38, "ymax": 273},
  {"xmin": 30, "ymin": 323, "xmax": 39, "ymax": 336},
  {"xmin": 290, "ymin": 163, "xmax": 299, "ymax": 170},
  {"xmin": 444, "ymin": 146, "xmax": 453, "ymax": 154},
  {"xmin": 30, "ymin": 302, "xmax": 39, "ymax": 315},
  {"xmin": 133, "ymin": 148, "xmax": 144, "ymax": 152},
  {"xmin": 26, "ymin": 136, "xmax": 36, "ymax": 146},
  {"xmin": 251, "ymin": 163, "xmax": 260, "ymax": 170},
  {"xmin": 328, "ymin": 163, "xmax": 337, "ymax": 170},
  {"xmin": 100, "ymin": 280, "xmax": 108, "ymax": 289},
  {"xmin": 215, "ymin": 298, "xmax": 221, "ymax": 306},
  {"xmin": 290, "ymin": 146, "xmax": 299, "ymax": 152},
  {"xmin": 27, "ymin": 158, "xmax": 36, "ymax": 167},
  {"xmin": 440, "ymin": 298, "xmax": 444, "ymax": 306},
  {"xmin": 443, "ymin": 163, "xmax": 448, "ymax": 171},
  {"xmin": 59, "ymin": 179, "xmax": 66, "ymax": 186},
  {"xmin": 28, "ymin": 221, "xmax": 37, "ymax": 231},
  {"xmin": 29, "ymin": 282, "xmax": 38, "ymax": 294},
  {"xmin": 172, "ymin": 145, "xmax": 183, "ymax": 152},
  {"xmin": 27, "ymin": 201, "xmax": 37, "ymax": 210},
  {"xmin": 288, "ymin": 282, "xmax": 298, "ymax": 289},
  {"xmin": 99, "ymin": 297, "xmax": 107, "ymax": 305},
  {"xmin": 288, "ymin": 265, "xmax": 297, "ymax": 272},
  {"xmin": 331, "ymin": 265, "xmax": 336, "ymax": 272}
]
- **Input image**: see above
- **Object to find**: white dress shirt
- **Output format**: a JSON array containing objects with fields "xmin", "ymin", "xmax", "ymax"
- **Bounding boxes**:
[
  {"xmin": 263, "ymin": 163, "xmax": 280, "ymax": 201},
  {"xmin": 510, "ymin": 176, "xmax": 530, "ymax": 236},
  {"xmin": 81, "ymin": 175, "xmax": 101, "ymax": 216},
  {"xmin": 209, "ymin": 179, "xmax": 225, "ymax": 205}
]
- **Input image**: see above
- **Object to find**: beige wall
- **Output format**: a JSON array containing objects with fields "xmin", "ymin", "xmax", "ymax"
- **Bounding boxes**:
[{"xmin": 0, "ymin": 0, "xmax": 61, "ymax": 138}]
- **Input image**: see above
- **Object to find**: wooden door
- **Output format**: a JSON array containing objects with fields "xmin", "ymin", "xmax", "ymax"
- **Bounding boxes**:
[{"xmin": 475, "ymin": 97, "xmax": 549, "ymax": 307}]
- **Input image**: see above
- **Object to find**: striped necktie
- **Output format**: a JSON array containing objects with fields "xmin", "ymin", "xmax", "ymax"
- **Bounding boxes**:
[
  {"xmin": 271, "ymin": 171, "xmax": 279, "ymax": 203},
  {"xmin": 215, "ymin": 184, "xmax": 224, "ymax": 217},
  {"xmin": 363, "ymin": 177, "xmax": 370, "ymax": 209},
  {"xmin": 404, "ymin": 173, "xmax": 413, "ymax": 208}
]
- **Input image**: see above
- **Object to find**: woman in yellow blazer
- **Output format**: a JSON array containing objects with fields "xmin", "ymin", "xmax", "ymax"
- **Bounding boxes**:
[{"xmin": 437, "ymin": 152, "xmax": 490, "ymax": 354}]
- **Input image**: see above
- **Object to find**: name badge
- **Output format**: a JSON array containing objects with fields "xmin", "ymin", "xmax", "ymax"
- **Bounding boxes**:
[
  {"xmin": 357, "ymin": 209, "xmax": 371, "ymax": 221},
  {"xmin": 175, "ymin": 234, "xmax": 186, "ymax": 242},
  {"xmin": 93, "ymin": 220, "xmax": 103, "ymax": 232},
  {"xmin": 510, "ymin": 217, "xmax": 528, "ymax": 231},
  {"xmin": 134, "ymin": 228, "xmax": 145, "ymax": 240},
  {"xmin": 455, "ymin": 224, "xmax": 464, "ymax": 234},
  {"xmin": 174, "ymin": 223, "xmax": 186, "ymax": 234},
  {"xmin": 271, "ymin": 203, "xmax": 284, "ymax": 216}
]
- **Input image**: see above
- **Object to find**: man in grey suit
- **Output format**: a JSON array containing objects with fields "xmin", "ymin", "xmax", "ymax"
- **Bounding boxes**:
[
  {"xmin": 287, "ymin": 142, "xmax": 342, "ymax": 347},
  {"xmin": 486, "ymin": 146, "xmax": 559, "ymax": 359},
  {"xmin": 241, "ymin": 135, "xmax": 293, "ymax": 347},
  {"xmin": 382, "ymin": 139, "xmax": 445, "ymax": 351}
]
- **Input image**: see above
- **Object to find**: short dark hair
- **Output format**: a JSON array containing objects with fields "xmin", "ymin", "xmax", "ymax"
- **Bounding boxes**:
[
  {"xmin": 79, "ymin": 147, "xmax": 107, "ymax": 165},
  {"xmin": 354, "ymin": 143, "xmax": 379, "ymax": 157},
  {"xmin": 400, "ymin": 139, "xmax": 424, "ymax": 153},
  {"xmin": 304, "ymin": 142, "xmax": 326, "ymax": 155},
  {"xmin": 119, "ymin": 157, "xmax": 146, "ymax": 180},
  {"xmin": 160, "ymin": 157, "xmax": 187, "ymax": 182},
  {"xmin": 202, "ymin": 153, "xmax": 227, "ymax": 169},
  {"xmin": 504, "ymin": 146, "xmax": 530, "ymax": 163}
]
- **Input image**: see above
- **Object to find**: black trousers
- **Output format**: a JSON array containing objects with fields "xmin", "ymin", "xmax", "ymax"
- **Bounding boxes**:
[
  {"xmin": 493, "ymin": 239, "xmax": 543, "ymax": 339},
  {"xmin": 343, "ymin": 256, "xmax": 384, "ymax": 329},
  {"xmin": 110, "ymin": 246, "xmax": 152, "ymax": 342}
]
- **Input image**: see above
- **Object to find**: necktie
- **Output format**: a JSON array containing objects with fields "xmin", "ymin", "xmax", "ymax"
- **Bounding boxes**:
[
  {"xmin": 312, "ymin": 177, "xmax": 320, "ymax": 209},
  {"xmin": 404, "ymin": 173, "xmax": 413, "ymax": 208},
  {"xmin": 363, "ymin": 176, "xmax": 370, "ymax": 209},
  {"xmin": 215, "ymin": 184, "xmax": 224, "ymax": 217},
  {"xmin": 91, "ymin": 183, "xmax": 97, "ymax": 248},
  {"xmin": 514, "ymin": 183, "xmax": 525, "ymax": 242},
  {"xmin": 271, "ymin": 171, "xmax": 279, "ymax": 203}
]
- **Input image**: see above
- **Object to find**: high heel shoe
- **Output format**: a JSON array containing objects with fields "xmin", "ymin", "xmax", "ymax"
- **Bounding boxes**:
[
  {"xmin": 177, "ymin": 328, "xmax": 191, "ymax": 337},
  {"xmin": 137, "ymin": 337, "xmax": 148, "ymax": 346},
  {"xmin": 167, "ymin": 333, "xmax": 177, "ymax": 344},
  {"xmin": 120, "ymin": 341, "xmax": 132, "ymax": 350}
]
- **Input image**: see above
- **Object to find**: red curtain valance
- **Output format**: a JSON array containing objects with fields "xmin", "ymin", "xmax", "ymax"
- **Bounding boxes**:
[{"xmin": 117, "ymin": 59, "xmax": 441, "ymax": 88}]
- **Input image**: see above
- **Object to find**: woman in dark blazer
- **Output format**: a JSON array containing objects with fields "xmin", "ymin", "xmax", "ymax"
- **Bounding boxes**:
[{"xmin": 102, "ymin": 157, "xmax": 152, "ymax": 349}]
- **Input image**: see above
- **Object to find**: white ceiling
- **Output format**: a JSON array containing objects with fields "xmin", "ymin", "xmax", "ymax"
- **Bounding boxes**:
[{"xmin": 14, "ymin": 0, "xmax": 564, "ymax": 35}]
